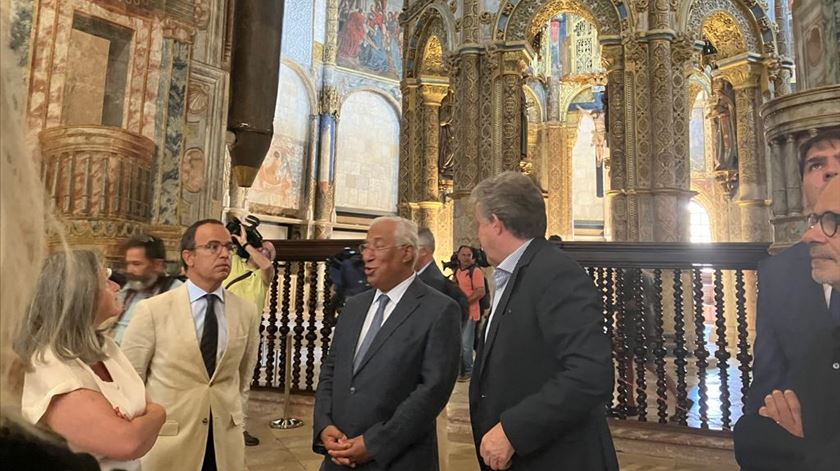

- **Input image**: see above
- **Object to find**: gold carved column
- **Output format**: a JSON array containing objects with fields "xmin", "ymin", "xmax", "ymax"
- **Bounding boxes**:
[
  {"xmin": 721, "ymin": 62, "xmax": 772, "ymax": 242},
  {"xmin": 409, "ymin": 84, "xmax": 448, "ymax": 232},
  {"xmin": 602, "ymin": 44, "xmax": 629, "ymax": 241},
  {"xmin": 39, "ymin": 126, "xmax": 156, "ymax": 262},
  {"xmin": 545, "ymin": 121, "xmax": 575, "ymax": 239},
  {"xmin": 399, "ymin": 80, "xmax": 422, "ymax": 220},
  {"xmin": 451, "ymin": 50, "xmax": 482, "ymax": 247},
  {"xmin": 492, "ymin": 48, "xmax": 529, "ymax": 172}
]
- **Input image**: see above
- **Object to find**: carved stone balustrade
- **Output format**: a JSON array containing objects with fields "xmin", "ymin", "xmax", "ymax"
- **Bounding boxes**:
[
  {"xmin": 761, "ymin": 85, "xmax": 840, "ymax": 250},
  {"xmin": 39, "ymin": 126, "xmax": 156, "ymax": 259}
]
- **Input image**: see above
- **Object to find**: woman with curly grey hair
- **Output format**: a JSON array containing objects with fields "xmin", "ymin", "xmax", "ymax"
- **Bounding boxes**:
[{"xmin": 14, "ymin": 250, "xmax": 166, "ymax": 470}]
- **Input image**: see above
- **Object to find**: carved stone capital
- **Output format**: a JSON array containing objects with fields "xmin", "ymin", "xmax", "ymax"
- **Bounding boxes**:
[
  {"xmin": 162, "ymin": 18, "xmax": 196, "ymax": 43},
  {"xmin": 419, "ymin": 84, "xmax": 448, "ymax": 105},
  {"xmin": 319, "ymin": 86, "xmax": 341, "ymax": 118},
  {"xmin": 601, "ymin": 45, "xmax": 624, "ymax": 72},
  {"xmin": 720, "ymin": 63, "xmax": 762, "ymax": 89}
]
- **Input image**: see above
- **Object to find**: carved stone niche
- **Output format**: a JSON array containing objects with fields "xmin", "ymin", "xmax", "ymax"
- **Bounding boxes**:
[{"xmin": 39, "ymin": 126, "xmax": 156, "ymax": 260}]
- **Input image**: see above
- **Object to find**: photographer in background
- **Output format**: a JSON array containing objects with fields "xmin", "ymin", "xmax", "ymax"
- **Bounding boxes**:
[
  {"xmin": 224, "ymin": 216, "xmax": 275, "ymax": 447},
  {"xmin": 110, "ymin": 234, "xmax": 182, "ymax": 345},
  {"xmin": 454, "ymin": 246, "xmax": 489, "ymax": 382}
]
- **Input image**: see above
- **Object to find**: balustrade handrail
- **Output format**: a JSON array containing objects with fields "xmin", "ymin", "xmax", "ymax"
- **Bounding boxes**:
[{"xmin": 268, "ymin": 239, "xmax": 771, "ymax": 269}]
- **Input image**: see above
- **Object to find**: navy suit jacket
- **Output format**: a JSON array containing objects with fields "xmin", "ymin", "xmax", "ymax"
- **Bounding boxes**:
[
  {"xmin": 744, "ymin": 242, "xmax": 833, "ymax": 413},
  {"xmin": 418, "ymin": 261, "xmax": 469, "ymax": 319},
  {"xmin": 470, "ymin": 238, "xmax": 618, "ymax": 470},
  {"xmin": 312, "ymin": 277, "xmax": 461, "ymax": 471}
]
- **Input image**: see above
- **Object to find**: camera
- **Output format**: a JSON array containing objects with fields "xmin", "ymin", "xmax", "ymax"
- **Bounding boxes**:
[
  {"xmin": 226, "ymin": 215, "xmax": 263, "ymax": 259},
  {"xmin": 442, "ymin": 246, "xmax": 490, "ymax": 272}
]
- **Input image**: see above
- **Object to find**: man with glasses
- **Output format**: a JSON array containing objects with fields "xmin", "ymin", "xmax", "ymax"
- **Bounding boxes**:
[
  {"xmin": 110, "ymin": 234, "xmax": 182, "ymax": 344},
  {"xmin": 735, "ymin": 175, "xmax": 840, "ymax": 470},
  {"xmin": 122, "ymin": 219, "xmax": 261, "ymax": 471},
  {"xmin": 312, "ymin": 216, "xmax": 460, "ymax": 470}
]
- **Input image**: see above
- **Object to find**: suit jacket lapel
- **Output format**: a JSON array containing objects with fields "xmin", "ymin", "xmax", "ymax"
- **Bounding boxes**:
[
  {"xmin": 344, "ymin": 290, "xmax": 375, "ymax": 373},
  {"xmin": 213, "ymin": 291, "xmax": 239, "ymax": 381},
  {"xmin": 478, "ymin": 239, "xmax": 544, "ymax": 376},
  {"xmin": 173, "ymin": 284, "xmax": 211, "ymax": 382},
  {"xmin": 353, "ymin": 278, "xmax": 425, "ymax": 376}
]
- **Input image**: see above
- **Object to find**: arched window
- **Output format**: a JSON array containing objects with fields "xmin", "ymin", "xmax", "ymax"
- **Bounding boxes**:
[{"xmin": 688, "ymin": 200, "xmax": 713, "ymax": 243}]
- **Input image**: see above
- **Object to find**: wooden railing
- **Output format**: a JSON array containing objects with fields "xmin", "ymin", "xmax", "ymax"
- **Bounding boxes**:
[{"xmin": 252, "ymin": 240, "xmax": 770, "ymax": 432}]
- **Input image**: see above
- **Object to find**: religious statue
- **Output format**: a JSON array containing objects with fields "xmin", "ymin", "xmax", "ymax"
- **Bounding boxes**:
[
  {"xmin": 438, "ymin": 93, "xmax": 454, "ymax": 179},
  {"xmin": 709, "ymin": 80, "xmax": 738, "ymax": 172},
  {"xmin": 576, "ymin": 105, "xmax": 609, "ymax": 168}
]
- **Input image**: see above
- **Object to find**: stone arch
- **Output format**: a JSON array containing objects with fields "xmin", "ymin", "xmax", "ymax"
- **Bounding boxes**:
[
  {"xmin": 523, "ymin": 85, "xmax": 545, "ymax": 123},
  {"xmin": 281, "ymin": 58, "xmax": 318, "ymax": 113},
  {"xmin": 494, "ymin": 0, "xmax": 628, "ymax": 44},
  {"xmin": 404, "ymin": 5, "xmax": 456, "ymax": 79},
  {"xmin": 688, "ymin": 69, "xmax": 713, "ymax": 104},
  {"xmin": 335, "ymin": 91, "xmax": 401, "ymax": 213},
  {"xmin": 341, "ymin": 86, "xmax": 401, "ymax": 116},
  {"xmin": 681, "ymin": 0, "xmax": 775, "ymax": 56}
]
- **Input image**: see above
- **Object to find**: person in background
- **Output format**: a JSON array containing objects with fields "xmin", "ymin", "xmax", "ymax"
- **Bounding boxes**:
[
  {"xmin": 416, "ymin": 228, "xmax": 469, "ymax": 320},
  {"xmin": 16, "ymin": 250, "xmax": 166, "ymax": 471},
  {"xmin": 453, "ymin": 246, "xmax": 486, "ymax": 382},
  {"xmin": 110, "ymin": 234, "xmax": 182, "ymax": 345},
  {"xmin": 223, "ymin": 226, "xmax": 276, "ymax": 447}
]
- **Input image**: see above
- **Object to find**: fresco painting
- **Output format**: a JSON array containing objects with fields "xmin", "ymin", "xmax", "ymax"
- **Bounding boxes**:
[{"xmin": 336, "ymin": 0, "xmax": 402, "ymax": 79}]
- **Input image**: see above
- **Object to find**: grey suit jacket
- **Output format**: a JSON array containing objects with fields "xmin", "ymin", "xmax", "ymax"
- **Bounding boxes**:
[{"xmin": 313, "ymin": 277, "xmax": 461, "ymax": 471}]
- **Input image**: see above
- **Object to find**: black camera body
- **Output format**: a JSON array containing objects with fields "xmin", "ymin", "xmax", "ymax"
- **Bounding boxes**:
[
  {"xmin": 226, "ymin": 215, "xmax": 263, "ymax": 259},
  {"xmin": 442, "ymin": 246, "xmax": 490, "ymax": 272}
]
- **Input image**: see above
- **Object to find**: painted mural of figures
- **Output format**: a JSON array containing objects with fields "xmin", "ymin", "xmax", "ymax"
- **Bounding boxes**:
[
  {"xmin": 337, "ymin": 5, "xmax": 366, "ymax": 62},
  {"xmin": 336, "ymin": 0, "xmax": 402, "ymax": 78},
  {"xmin": 710, "ymin": 80, "xmax": 738, "ymax": 171}
]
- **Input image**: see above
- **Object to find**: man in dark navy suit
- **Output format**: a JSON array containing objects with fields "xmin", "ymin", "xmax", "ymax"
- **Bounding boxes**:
[
  {"xmin": 312, "ymin": 217, "xmax": 460, "ymax": 471},
  {"xmin": 734, "ymin": 130, "xmax": 840, "ymax": 470}
]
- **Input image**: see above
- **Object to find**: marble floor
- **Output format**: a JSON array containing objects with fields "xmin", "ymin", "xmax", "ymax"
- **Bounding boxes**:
[{"xmin": 244, "ymin": 380, "xmax": 738, "ymax": 471}]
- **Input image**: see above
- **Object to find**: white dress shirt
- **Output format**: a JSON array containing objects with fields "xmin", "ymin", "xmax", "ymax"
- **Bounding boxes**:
[
  {"xmin": 356, "ymin": 274, "xmax": 416, "ymax": 354},
  {"xmin": 486, "ymin": 239, "xmax": 534, "ymax": 341},
  {"xmin": 186, "ymin": 280, "xmax": 228, "ymax": 364}
]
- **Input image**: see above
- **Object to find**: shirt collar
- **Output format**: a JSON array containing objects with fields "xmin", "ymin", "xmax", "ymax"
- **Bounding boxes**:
[
  {"xmin": 186, "ymin": 279, "xmax": 225, "ymax": 303},
  {"xmin": 417, "ymin": 261, "xmax": 433, "ymax": 274},
  {"xmin": 374, "ymin": 273, "xmax": 416, "ymax": 305},
  {"xmin": 496, "ymin": 239, "xmax": 534, "ymax": 274}
]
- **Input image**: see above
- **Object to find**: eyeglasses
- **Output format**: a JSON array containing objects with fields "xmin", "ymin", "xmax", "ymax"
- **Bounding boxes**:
[
  {"xmin": 192, "ymin": 241, "xmax": 236, "ymax": 255},
  {"xmin": 807, "ymin": 211, "xmax": 840, "ymax": 238},
  {"xmin": 359, "ymin": 243, "xmax": 407, "ymax": 253}
]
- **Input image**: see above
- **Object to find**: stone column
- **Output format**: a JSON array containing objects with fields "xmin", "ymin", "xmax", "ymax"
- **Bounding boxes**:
[
  {"xmin": 772, "ymin": 0, "xmax": 793, "ymax": 96},
  {"xmin": 601, "ymin": 44, "xmax": 628, "ymax": 241},
  {"xmin": 647, "ymin": 3, "xmax": 685, "ymax": 242},
  {"xmin": 722, "ymin": 62, "xmax": 772, "ymax": 242},
  {"xmin": 407, "ymin": 83, "xmax": 449, "ymax": 233},
  {"xmin": 451, "ymin": 50, "xmax": 482, "ymax": 247},
  {"xmin": 545, "ymin": 121, "xmax": 575, "ymax": 239},
  {"xmin": 399, "ymin": 80, "xmax": 422, "ymax": 220},
  {"xmin": 494, "ymin": 48, "xmax": 528, "ymax": 172},
  {"xmin": 313, "ymin": 85, "xmax": 340, "ymax": 239}
]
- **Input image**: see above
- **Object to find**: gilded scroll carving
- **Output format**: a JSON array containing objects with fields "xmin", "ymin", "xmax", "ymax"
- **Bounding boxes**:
[{"xmin": 495, "ymin": 0, "xmax": 623, "ymax": 42}]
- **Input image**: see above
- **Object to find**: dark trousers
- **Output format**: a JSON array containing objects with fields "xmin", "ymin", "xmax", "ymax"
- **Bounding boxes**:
[{"xmin": 202, "ymin": 416, "xmax": 216, "ymax": 471}]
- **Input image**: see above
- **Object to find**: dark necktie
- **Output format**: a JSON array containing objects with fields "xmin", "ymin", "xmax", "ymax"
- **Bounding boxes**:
[
  {"xmin": 201, "ymin": 294, "xmax": 219, "ymax": 377},
  {"xmin": 830, "ymin": 288, "xmax": 840, "ymax": 325},
  {"xmin": 354, "ymin": 294, "xmax": 389, "ymax": 373}
]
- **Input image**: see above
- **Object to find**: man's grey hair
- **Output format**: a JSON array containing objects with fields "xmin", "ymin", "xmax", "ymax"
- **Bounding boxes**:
[
  {"xmin": 471, "ymin": 171, "xmax": 547, "ymax": 239},
  {"xmin": 417, "ymin": 227, "xmax": 435, "ymax": 253},
  {"xmin": 370, "ymin": 216, "xmax": 419, "ymax": 264}
]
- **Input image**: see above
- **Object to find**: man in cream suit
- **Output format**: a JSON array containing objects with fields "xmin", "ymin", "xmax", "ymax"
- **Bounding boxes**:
[{"xmin": 122, "ymin": 219, "xmax": 261, "ymax": 471}]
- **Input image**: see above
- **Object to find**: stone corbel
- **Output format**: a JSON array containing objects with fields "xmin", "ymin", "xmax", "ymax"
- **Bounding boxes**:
[{"xmin": 163, "ymin": 17, "xmax": 197, "ymax": 44}]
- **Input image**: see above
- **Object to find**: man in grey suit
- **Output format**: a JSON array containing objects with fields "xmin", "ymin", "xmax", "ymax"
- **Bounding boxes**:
[{"xmin": 313, "ymin": 216, "xmax": 461, "ymax": 470}]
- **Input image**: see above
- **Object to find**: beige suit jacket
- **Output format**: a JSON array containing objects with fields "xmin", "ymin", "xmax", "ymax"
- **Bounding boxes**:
[{"xmin": 121, "ymin": 283, "xmax": 260, "ymax": 471}]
